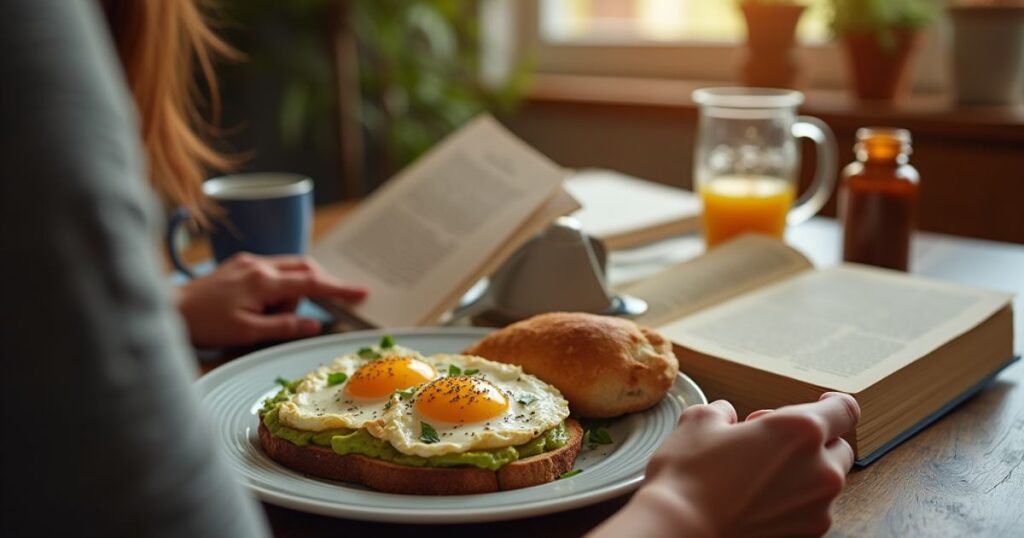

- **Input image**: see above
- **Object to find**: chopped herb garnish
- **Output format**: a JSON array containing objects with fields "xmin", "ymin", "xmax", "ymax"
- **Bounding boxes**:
[
  {"xmin": 394, "ymin": 388, "xmax": 415, "ymax": 399},
  {"xmin": 559, "ymin": 469, "xmax": 583, "ymax": 479},
  {"xmin": 357, "ymin": 347, "xmax": 380, "ymax": 360},
  {"xmin": 517, "ymin": 393, "xmax": 538, "ymax": 406},
  {"xmin": 273, "ymin": 377, "xmax": 300, "ymax": 392},
  {"xmin": 261, "ymin": 378, "xmax": 297, "ymax": 416},
  {"xmin": 420, "ymin": 422, "xmax": 440, "ymax": 444},
  {"xmin": 448, "ymin": 364, "xmax": 462, "ymax": 376},
  {"xmin": 327, "ymin": 372, "xmax": 348, "ymax": 386},
  {"xmin": 585, "ymin": 420, "xmax": 614, "ymax": 448},
  {"xmin": 380, "ymin": 334, "xmax": 395, "ymax": 349},
  {"xmin": 464, "ymin": 369, "xmax": 479, "ymax": 376}
]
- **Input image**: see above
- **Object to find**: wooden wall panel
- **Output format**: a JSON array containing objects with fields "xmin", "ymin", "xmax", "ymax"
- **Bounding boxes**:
[{"xmin": 505, "ymin": 88, "xmax": 1024, "ymax": 244}]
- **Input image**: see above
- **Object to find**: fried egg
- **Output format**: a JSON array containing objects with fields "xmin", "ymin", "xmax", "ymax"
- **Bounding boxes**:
[
  {"xmin": 276, "ymin": 345, "xmax": 439, "ymax": 432},
  {"xmin": 366, "ymin": 354, "xmax": 569, "ymax": 458}
]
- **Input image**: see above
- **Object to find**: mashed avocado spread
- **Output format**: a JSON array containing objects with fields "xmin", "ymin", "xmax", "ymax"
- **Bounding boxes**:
[{"xmin": 261, "ymin": 393, "xmax": 567, "ymax": 471}]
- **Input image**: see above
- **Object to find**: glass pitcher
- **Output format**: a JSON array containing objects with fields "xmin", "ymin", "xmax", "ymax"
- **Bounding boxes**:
[{"xmin": 692, "ymin": 87, "xmax": 837, "ymax": 247}]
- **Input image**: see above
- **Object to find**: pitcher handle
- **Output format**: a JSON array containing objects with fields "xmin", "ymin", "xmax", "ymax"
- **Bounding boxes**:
[{"xmin": 788, "ymin": 116, "xmax": 837, "ymax": 225}]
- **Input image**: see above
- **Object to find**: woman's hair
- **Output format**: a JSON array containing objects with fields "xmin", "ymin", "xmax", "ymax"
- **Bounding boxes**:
[{"xmin": 101, "ymin": 0, "xmax": 236, "ymax": 221}]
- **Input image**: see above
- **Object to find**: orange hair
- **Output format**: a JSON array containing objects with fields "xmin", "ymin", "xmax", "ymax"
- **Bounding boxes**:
[{"xmin": 101, "ymin": 0, "xmax": 237, "ymax": 222}]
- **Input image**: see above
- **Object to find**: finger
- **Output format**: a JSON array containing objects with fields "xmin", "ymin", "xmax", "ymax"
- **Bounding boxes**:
[
  {"xmin": 266, "ymin": 298, "xmax": 300, "ymax": 314},
  {"xmin": 265, "ymin": 272, "xmax": 368, "ymax": 303},
  {"xmin": 815, "ymin": 392, "xmax": 860, "ymax": 441},
  {"xmin": 745, "ymin": 409, "xmax": 773, "ymax": 421},
  {"xmin": 824, "ymin": 437, "xmax": 856, "ymax": 474},
  {"xmin": 775, "ymin": 392, "xmax": 860, "ymax": 442},
  {"xmin": 238, "ymin": 312, "xmax": 321, "ymax": 344},
  {"xmin": 262, "ymin": 255, "xmax": 322, "ymax": 272},
  {"xmin": 679, "ymin": 399, "xmax": 738, "ymax": 427}
]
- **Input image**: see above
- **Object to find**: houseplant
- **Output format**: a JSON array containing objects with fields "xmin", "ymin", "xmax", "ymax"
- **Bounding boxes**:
[
  {"xmin": 738, "ymin": 0, "xmax": 808, "ymax": 88},
  {"xmin": 948, "ymin": 1, "xmax": 1024, "ymax": 105},
  {"xmin": 220, "ymin": 0, "xmax": 527, "ymax": 196},
  {"xmin": 830, "ymin": 0, "xmax": 937, "ymax": 100},
  {"xmin": 351, "ymin": 0, "xmax": 528, "ymax": 186}
]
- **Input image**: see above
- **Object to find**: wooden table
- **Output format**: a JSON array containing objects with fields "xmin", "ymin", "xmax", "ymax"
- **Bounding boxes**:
[{"xmin": 200, "ymin": 203, "xmax": 1024, "ymax": 537}]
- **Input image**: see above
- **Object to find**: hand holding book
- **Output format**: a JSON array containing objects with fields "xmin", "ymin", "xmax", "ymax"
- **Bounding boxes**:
[{"xmin": 312, "ymin": 115, "xmax": 578, "ymax": 328}]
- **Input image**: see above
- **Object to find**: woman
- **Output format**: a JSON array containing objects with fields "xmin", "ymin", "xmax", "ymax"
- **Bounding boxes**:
[
  {"xmin": 102, "ymin": 0, "xmax": 366, "ymax": 349},
  {"xmin": 0, "ymin": 1, "xmax": 856, "ymax": 536}
]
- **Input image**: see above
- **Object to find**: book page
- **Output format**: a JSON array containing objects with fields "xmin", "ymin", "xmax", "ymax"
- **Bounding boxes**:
[
  {"xmin": 427, "ymin": 187, "xmax": 581, "ymax": 323},
  {"xmin": 564, "ymin": 168, "xmax": 701, "ymax": 250},
  {"xmin": 312, "ymin": 115, "xmax": 570, "ymax": 327},
  {"xmin": 658, "ymin": 265, "xmax": 1013, "ymax": 393},
  {"xmin": 620, "ymin": 235, "xmax": 813, "ymax": 327}
]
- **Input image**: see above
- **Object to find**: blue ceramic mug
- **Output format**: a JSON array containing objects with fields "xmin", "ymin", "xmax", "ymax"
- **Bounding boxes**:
[{"xmin": 167, "ymin": 173, "xmax": 314, "ymax": 278}]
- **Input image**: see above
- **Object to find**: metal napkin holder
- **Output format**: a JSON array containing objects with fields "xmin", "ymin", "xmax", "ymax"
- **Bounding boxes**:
[{"xmin": 448, "ymin": 217, "xmax": 647, "ymax": 326}]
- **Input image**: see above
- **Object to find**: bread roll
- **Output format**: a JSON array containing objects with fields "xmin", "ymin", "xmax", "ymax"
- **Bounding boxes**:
[{"xmin": 464, "ymin": 312, "xmax": 678, "ymax": 418}]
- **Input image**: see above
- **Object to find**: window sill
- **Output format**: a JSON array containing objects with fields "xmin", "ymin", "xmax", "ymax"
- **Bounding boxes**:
[{"xmin": 524, "ymin": 74, "xmax": 1024, "ymax": 143}]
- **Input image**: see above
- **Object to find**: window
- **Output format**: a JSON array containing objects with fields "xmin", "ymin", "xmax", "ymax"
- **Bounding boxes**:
[
  {"xmin": 485, "ymin": 0, "xmax": 947, "ymax": 92},
  {"xmin": 540, "ymin": 0, "xmax": 831, "ymax": 45}
]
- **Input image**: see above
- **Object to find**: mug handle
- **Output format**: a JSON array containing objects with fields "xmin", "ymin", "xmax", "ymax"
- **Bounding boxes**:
[
  {"xmin": 788, "ymin": 116, "xmax": 838, "ymax": 225},
  {"xmin": 166, "ymin": 206, "xmax": 197, "ymax": 279}
]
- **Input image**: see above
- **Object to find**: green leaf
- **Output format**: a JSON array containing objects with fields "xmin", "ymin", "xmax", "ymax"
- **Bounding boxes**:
[
  {"xmin": 357, "ymin": 347, "xmax": 381, "ymax": 360},
  {"xmin": 420, "ymin": 422, "xmax": 440, "ymax": 444},
  {"xmin": 274, "ymin": 376, "xmax": 300, "ymax": 392},
  {"xmin": 380, "ymin": 335, "xmax": 396, "ymax": 349},
  {"xmin": 517, "ymin": 393, "xmax": 537, "ymax": 406},
  {"xmin": 585, "ymin": 420, "xmax": 614, "ymax": 448},
  {"xmin": 559, "ymin": 469, "xmax": 583, "ymax": 479},
  {"xmin": 327, "ymin": 372, "xmax": 348, "ymax": 386},
  {"xmin": 464, "ymin": 369, "xmax": 479, "ymax": 376},
  {"xmin": 448, "ymin": 364, "xmax": 462, "ymax": 376},
  {"xmin": 278, "ymin": 81, "xmax": 310, "ymax": 149},
  {"xmin": 829, "ymin": 0, "xmax": 936, "ymax": 35},
  {"xmin": 394, "ymin": 388, "xmax": 416, "ymax": 399}
]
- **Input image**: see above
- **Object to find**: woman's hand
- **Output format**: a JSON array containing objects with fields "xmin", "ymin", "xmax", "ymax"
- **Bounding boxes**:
[
  {"xmin": 176, "ymin": 253, "xmax": 367, "ymax": 348},
  {"xmin": 590, "ymin": 392, "xmax": 860, "ymax": 538}
]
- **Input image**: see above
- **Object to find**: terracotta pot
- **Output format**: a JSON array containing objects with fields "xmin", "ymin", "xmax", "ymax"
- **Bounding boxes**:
[
  {"xmin": 740, "ymin": 3, "xmax": 807, "ymax": 88},
  {"xmin": 950, "ymin": 6, "xmax": 1024, "ymax": 105},
  {"xmin": 841, "ymin": 30, "xmax": 922, "ymax": 101}
]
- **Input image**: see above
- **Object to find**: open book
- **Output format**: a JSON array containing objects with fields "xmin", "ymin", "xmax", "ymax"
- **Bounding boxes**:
[
  {"xmin": 564, "ymin": 169, "xmax": 701, "ymax": 250},
  {"xmin": 312, "ymin": 115, "xmax": 578, "ymax": 328},
  {"xmin": 620, "ymin": 235, "xmax": 1016, "ymax": 465}
]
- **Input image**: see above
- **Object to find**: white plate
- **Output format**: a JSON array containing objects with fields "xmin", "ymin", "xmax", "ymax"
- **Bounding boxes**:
[{"xmin": 197, "ymin": 328, "xmax": 707, "ymax": 524}]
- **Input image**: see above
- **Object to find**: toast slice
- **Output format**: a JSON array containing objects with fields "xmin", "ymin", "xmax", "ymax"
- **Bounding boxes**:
[{"xmin": 258, "ymin": 418, "xmax": 584, "ymax": 495}]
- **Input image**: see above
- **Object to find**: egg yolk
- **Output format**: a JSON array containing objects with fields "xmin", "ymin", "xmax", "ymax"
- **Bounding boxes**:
[
  {"xmin": 345, "ymin": 357, "xmax": 436, "ymax": 399},
  {"xmin": 415, "ymin": 376, "xmax": 509, "ymax": 424}
]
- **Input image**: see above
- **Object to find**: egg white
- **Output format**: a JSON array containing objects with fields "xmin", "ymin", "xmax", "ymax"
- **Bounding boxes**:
[
  {"xmin": 366, "ymin": 354, "xmax": 570, "ymax": 458},
  {"xmin": 276, "ymin": 345, "xmax": 436, "ymax": 432}
]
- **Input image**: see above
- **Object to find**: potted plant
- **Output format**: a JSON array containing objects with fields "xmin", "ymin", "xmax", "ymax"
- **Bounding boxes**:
[
  {"xmin": 830, "ymin": 0, "xmax": 937, "ymax": 100},
  {"xmin": 738, "ymin": 0, "xmax": 808, "ymax": 88},
  {"xmin": 949, "ymin": 1, "xmax": 1024, "ymax": 105}
]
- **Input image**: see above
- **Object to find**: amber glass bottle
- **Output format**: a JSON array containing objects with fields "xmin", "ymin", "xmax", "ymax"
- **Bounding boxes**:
[{"xmin": 839, "ymin": 127, "xmax": 919, "ymax": 271}]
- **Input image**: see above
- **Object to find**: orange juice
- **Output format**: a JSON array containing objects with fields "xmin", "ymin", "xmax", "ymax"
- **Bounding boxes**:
[{"xmin": 700, "ymin": 175, "xmax": 795, "ymax": 247}]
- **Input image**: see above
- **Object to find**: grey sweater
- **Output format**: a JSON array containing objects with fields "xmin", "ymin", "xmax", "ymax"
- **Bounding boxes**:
[{"xmin": 0, "ymin": 1, "xmax": 269, "ymax": 536}]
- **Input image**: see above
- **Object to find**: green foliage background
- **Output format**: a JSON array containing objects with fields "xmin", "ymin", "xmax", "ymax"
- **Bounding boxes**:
[
  {"xmin": 222, "ymin": 0, "xmax": 527, "ymax": 188},
  {"xmin": 829, "ymin": 0, "xmax": 938, "ymax": 35}
]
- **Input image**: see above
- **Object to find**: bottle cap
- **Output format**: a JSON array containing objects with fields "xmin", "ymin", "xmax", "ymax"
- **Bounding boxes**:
[{"xmin": 855, "ymin": 127, "xmax": 912, "ymax": 161}]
